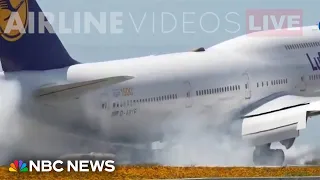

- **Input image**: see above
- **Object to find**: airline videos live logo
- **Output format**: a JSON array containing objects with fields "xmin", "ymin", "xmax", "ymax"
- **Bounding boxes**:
[
  {"xmin": 9, "ymin": 159, "xmax": 115, "ymax": 172},
  {"xmin": 246, "ymin": 9, "xmax": 303, "ymax": 36}
]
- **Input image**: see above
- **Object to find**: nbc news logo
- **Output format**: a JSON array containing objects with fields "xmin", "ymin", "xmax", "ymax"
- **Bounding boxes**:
[
  {"xmin": 9, "ymin": 159, "xmax": 115, "ymax": 172},
  {"xmin": 9, "ymin": 160, "xmax": 28, "ymax": 172}
]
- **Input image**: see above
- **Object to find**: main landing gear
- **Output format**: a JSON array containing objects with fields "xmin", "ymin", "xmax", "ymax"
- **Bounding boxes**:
[{"xmin": 253, "ymin": 143, "xmax": 285, "ymax": 166}]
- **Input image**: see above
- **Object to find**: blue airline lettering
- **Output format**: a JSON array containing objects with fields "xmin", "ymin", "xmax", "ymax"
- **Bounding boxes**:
[
  {"xmin": 306, "ymin": 53, "xmax": 320, "ymax": 71},
  {"xmin": 314, "ymin": 55, "xmax": 320, "ymax": 69}
]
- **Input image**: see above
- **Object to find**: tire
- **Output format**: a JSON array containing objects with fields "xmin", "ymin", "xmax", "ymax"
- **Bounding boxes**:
[
  {"xmin": 270, "ymin": 149, "xmax": 285, "ymax": 166},
  {"xmin": 253, "ymin": 148, "xmax": 285, "ymax": 166}
]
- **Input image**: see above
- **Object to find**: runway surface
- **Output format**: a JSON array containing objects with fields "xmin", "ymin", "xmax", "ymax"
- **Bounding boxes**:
[{"xmin": 169, "ymin": 178, "xmax": 320, "ymax": 180}]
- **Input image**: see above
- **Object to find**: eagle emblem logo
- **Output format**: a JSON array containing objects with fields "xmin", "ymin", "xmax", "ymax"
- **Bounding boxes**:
[{"xmin": 0, "ymin": 0, "xmax": 28, "ymax": 42}]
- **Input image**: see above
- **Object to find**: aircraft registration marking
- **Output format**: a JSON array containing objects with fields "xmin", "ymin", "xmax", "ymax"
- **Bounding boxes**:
[{"xmin": 111, "ymin": 108, "xmax": 137, "ymax": 117}]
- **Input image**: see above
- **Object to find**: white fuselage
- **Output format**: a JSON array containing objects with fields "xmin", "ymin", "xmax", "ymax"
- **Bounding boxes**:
[{"xmin": 2, "ymin": 26, "xmax": 320, "ymax": 153}]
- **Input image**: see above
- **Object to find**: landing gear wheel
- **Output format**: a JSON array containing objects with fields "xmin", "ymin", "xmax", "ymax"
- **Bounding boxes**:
[
  {"xmin": 253, "ymin": 146, "xmax": 285, "ymax": 166},
  {"xmin": 272, "ymin": 149, "xmax": 285, "ymax": 166}
]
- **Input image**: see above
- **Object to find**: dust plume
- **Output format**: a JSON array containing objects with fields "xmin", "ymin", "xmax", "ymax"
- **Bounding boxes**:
[
  {"xmin": 0, "ymin": 78, "xmax": 23, "ymax": 163},
  {"xmin": 0, "ymin": 78, "xmax": 107, "ymax": 164},
  {"xmin": 156, "ymin": 109, "xmax": 254, "ymax": 166},
  {"xmin": 284, "ymin": 117, "xmax": 320, "ymax": 165},
  {"xmin": 155, "ymin": 108, "xmax": 320, "ymax": 166},
  {"xmin": 1, "ymin": 77, "xmax": 319, "ymax": 166},
  {"xmin": 0, "ymin": 78, "xmax": 73, "ymax": 163},
  {"xmin": 78, "ymin": 89, "xmax": 108, "ymax": 132}
]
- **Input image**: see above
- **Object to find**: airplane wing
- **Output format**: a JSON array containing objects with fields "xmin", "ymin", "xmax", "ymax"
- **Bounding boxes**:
[
  {"xmin": 241, "ymin": 95, "xmax": 320, "ymax": 147},
  {"xmin": 33, "ymin": 76, "xmax": 133, "ymax": 101}
]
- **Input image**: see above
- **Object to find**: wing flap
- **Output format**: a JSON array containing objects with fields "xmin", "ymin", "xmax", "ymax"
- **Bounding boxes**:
[
  {"xmin": 34, "ymin": 76, "xmax": 133, "ymax": 100},
  {"xmin": 242, "ymin": 95, "xmax": 320, "ymax": 146},
  {"xmin": 242, "ymin": 104, "xmax": 308, "ymax": 135}
]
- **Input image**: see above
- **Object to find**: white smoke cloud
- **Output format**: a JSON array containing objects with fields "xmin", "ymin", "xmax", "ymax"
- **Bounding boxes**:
[
  {"xmin": 155, "ymin": 109, "xmax": 254, "ymax": 166},
  {"xmin": 0, "ymin": 77, "xmax": 109, "ymax": 164},
  {"xmin": 0, "ymin": 78, "xmax": 24, "ymax": 163},
  {"xmin": 154, "ymin": 108, "xmax": 320, "ymax": 166},
  {"xmin": 1, "ymin": 76, "xmax": 320, "ymax": 166}
]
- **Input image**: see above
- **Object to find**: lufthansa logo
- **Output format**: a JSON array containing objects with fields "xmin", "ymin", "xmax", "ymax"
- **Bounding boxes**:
[{"xmin": 0, "ymin": 0, "xmax": 28, "ymax": 42}]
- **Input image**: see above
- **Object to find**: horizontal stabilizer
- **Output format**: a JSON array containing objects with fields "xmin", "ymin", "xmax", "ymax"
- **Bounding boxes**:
[{"xmin": 34, "ymin": 76, "xmax": 133, "ymax": 100}]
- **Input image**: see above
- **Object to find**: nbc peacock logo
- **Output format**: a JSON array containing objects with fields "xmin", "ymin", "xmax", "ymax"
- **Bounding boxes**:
[{"xmin": 9, "ymin": 160, "xmax": 28, "ymax": 172}]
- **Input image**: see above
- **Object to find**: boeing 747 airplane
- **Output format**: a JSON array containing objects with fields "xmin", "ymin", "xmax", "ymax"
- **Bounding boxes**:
[{"xmin": 1, "ymin": 0, "xmax": 320, "ymax": 165}]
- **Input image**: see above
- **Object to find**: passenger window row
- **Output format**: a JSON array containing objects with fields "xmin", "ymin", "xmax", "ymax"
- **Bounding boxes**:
[
  {"xmin": 196, "ymin": 85, "xmax": 241, "ymax": 96},
  {"xmin": 257, "ymin": 79, "xmax": 288, "ymax": 87},
  {"xmin": 309, "ymin": 74, "xmax": 320, "ymax": 80},
  {"xmin": 112, "ymin": 94, "xmax": 178, "ymax": 108},
  {"xmin": 285, "ymin": 41, "xmax": 320, "ymax": 50}
]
